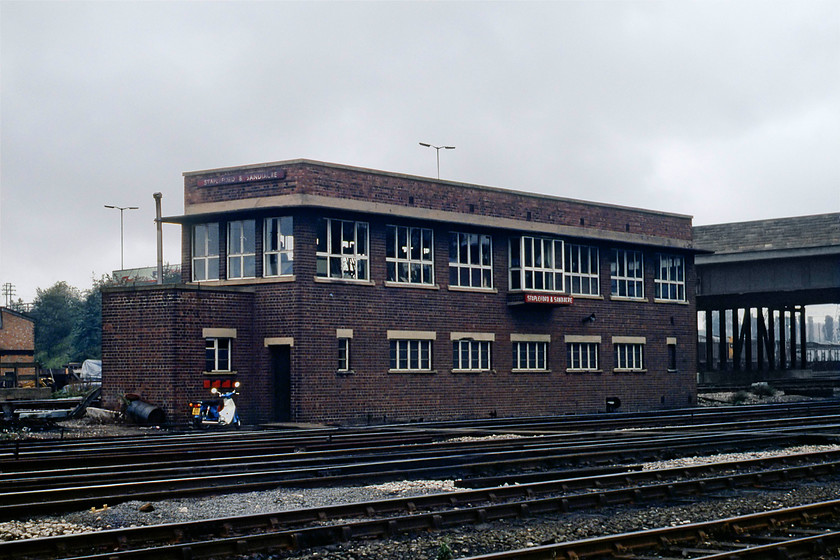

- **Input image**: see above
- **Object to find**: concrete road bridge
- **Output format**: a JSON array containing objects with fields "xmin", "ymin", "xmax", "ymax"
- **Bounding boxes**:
[{"xmin": 694, "ymin": 213, "xmax": 840, "ymax": 381}]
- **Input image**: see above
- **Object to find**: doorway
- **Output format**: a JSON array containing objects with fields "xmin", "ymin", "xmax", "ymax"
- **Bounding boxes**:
[{"xmin": 270, "ymin": 345, "xmax": 291, "ymax": 422}]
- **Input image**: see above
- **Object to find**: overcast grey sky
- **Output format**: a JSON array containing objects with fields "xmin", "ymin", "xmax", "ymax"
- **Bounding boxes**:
[{"xmin": 1, "ymin": 0, "xmax": 838, "ymax": 304}]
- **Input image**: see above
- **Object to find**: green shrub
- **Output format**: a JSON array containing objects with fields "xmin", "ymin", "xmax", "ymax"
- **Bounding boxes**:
[
  {"xmin": 750, "ymin": 382, "xmax": 775, "ymax": 397},
  {"xmin": 732, "ymin": 390, "xmax": 750, "ymax": 404}
]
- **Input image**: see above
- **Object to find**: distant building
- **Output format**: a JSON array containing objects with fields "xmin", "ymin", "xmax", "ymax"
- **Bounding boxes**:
[
  {"xmin": 102, "ymin": 159, "xmax": 699, "ymax": 425},
  {"xmin": 0, "ymin": 307, "xmax": 36, "ymax": 388}
]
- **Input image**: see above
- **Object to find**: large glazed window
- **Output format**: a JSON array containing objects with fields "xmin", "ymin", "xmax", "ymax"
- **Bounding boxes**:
[
  {"xmin": 386, "ymin": 225, "xmax": 434, "ymax": 285},
  {"xmin": 227, "ymin": 220, "xmax": 256, "ymax": 279},
  {"xmin": 610, "ymin": 249, "xmax": 644, "ymax": 299},
  {"xmin": 264, "ymin": 217, "xmax": 294, "ymax": 277},
  {"xmin": 565, "ymin": 244, "xmax": 599, "ymax": 296},
  {"xmin": 654, "ymin": 253, "xmax": 686, "ymax": 302},
  {"xmin": 509, "ymin": 236, "xmax": 564, "ymax": 292},
  {"xmin": 316, "ymin": 218, "xmax": 369, "ymax": 281},
  {"xmin": 192, "ymin": 223, "xmax": 219, "ymax": 281},
  {"xmin": 449, "ymin": 232, "xmax": 492, "ymax": 289}
]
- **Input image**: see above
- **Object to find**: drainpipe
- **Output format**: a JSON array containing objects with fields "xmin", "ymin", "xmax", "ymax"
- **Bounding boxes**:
[{"xmin": 153, "ymin": 192, "xmax": 163, "ymax": 284}]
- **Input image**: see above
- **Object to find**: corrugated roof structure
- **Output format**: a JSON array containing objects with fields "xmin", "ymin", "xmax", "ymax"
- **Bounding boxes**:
[{"xmin": 693, "ymin": 213, "xmax": 840, "ymax": 256}]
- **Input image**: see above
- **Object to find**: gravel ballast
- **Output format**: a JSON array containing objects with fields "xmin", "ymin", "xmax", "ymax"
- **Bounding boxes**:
[{"xmin": 4, "ymin": 444, "xmax": 840, "ymax": 559}]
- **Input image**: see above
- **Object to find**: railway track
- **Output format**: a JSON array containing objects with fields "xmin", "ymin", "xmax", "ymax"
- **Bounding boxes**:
[
  {"xmin": 3, "ymin": 448, "xmax": 840, "ymax": 559},
  {"xmin": 460, "ymin": 500, "xmax": 840, "ymax": 559},
  {"xmin": 2, "ymin": 418, "xmax": 838, "ymax": 520}
]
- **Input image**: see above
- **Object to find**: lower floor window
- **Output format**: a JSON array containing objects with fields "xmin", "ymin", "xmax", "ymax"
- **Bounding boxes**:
[
  {"xmin": 389, "ymin": 339, "xmax": 432, "ymax": 371},
  {"xmin": 453, "ymin": 339, "xmax": 491, "ymax": 371},
  {"xmin": 512, "ymin": 341, "xmax": 547, "ymax": 371},
  {"xmin": 568, "ymin": 342, "xmax": 599, "ymax": 371},
  {"xmin": 338, "ymin": 338, "xmax": 351, "ymax": 372},
  {"xmin": 615, "ymin": 343, "xmax": 644, "ymax": 371},
  {"xmin": 205, "ymin": 338, "xmax": 231, "ymax": 372}
]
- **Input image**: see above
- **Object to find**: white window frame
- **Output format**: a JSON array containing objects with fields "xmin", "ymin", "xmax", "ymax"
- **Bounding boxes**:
[
  {"xmin": 316, "ymin": 218, "xmax": 369, "ymax": 281},
  {"xmin": 509, "ymin": 236, "xmax": 564, "ymax": 292},
  {"xmin": 338, "ymin": 337, "xmax": 351, "ymax": 372},
  {"xmin": 565, "ymin": 244, "xmax": 600, "ymax": 296},
  {"xmin": 386, "ymin": 225, "xmax": 434, "ymax": 285},
  {"xmin": 512, "ymin": 340, "xmax": 548, "ymax": 371},
  {"xmin": 264, "ymin": 216, "xmax": 294, "ymax": 277},
  {"xmin": 389, "ymin": 339, "xmax": 433, "ymax": 372},
  {"xmin": 614, "ymin": 342, "xmax": 645, "ymax": 372},
  {"xmin": 610, "ymin": 249, "xmax": 644, "ymax": 299},
  {"xmin": 568, "ymin": 342, "xmax": 600, "ymax": 372},
  {"xmin": 655, "ymin": 253, "xmax": 686, "ymax": 302},
  {"xmin": 449, "ymin": 232, "xmax": 493, "ymax": 289},
  {"xmin": 192, "ymin": 223, "xmax": 220, "ymax": 281},
  {"xmin": 227, "ymin": 220, "xmax": 256, "ymax": 279},
  {"xmin": 205, "ymin": 337, "xmax": 231, "ymax": 372},
  {"xmin": 452, "ymin": 338, "xmax": 492, "ymax": 372}
]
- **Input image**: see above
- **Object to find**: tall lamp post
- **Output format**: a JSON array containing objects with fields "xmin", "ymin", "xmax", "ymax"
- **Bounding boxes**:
[
  {"xmin": 104, "ymin": 204, "xmax": 139, "ymax": 270},
  {"xmin": 419, "ymin": 142, "xmax": 455, "ymax": 179}
]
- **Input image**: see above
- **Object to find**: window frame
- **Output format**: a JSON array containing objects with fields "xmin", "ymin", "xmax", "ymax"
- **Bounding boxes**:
[
  {"xmin": 205, "ymin": 337, "xmax": 231, "ymax": 372},
  {"xmin": 452, "ymin": 339, "xmax": 492, "ymax": 372},
  {"xmin": 386, "ymin": 224, "xmax": 435, "ymax": 286},
  {"xmin": 449, "ymin": 231, "xmax": 493, "ymax": 289},
  {"xmin": 264, "ymin": 216, "xmax": 294, "ymax": 278},
  {"xmin": 316, "ymin": 218, "xmax": 370, "ymax": 281},
  {"xmin": 509, "ymin": 235, "xmax": 565, "ymax": 292},
  {"xmin": 614, "ymin": 342, "xmax": 645, "ymax": 372},
  {"xmin": 227, "ymin": 219, "xmax": 256, "ymax": 280},
  {"xmin": 565, "ymin": 244, "xmax": 600, "ymax": 296},
  {"xmin": 337, "ymin": 337, "xmax": 351, "ymax": 373},
  {"xmin": 654, "ymin": 253, "xmax": 686, "ymax": 302},
  {"xmin": 512, "ymin": 340, "xmax": 548, "ymax": 372},
  {"xmin": 389, "ymin": 339, "xmax": 433, "ymax": 372},
  {"xmin": 610, "ymin": 249, "xmax": 644, "ymax": 299},
  {"xmin": 567, "ymin": 342, "xmax": 600, "ymax": 372},
  {"xmin": 192, "ymin": 223, "xmax": 220, "ymax": 282}
]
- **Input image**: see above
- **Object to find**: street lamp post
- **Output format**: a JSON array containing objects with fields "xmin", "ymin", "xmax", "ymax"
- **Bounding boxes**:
[
  {"xmin": 419, "ymin": 142, "xmax": 455, "ymax": 179},
  {"xmin": 104, "ymin": 205, "xmax": 139, "ymax": 270}
]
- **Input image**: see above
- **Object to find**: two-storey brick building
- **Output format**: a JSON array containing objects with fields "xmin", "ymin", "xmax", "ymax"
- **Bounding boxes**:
[
  {"xmin": 0, "ymin": 307, "xmax": 36, "ymax": 388},
  {"xmin": 102, "ymin": 159, "xmax": 699, "ymax": 425}
]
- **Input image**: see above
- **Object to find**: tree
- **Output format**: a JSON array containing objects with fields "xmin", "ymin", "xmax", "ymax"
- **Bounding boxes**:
[
  {"xmin": 71, "ymin": 280, "xmax": 104, "ymax": 362},
  {"xmin": 30, "ymin": 282, "xmax": 83, "ymax": 369}
]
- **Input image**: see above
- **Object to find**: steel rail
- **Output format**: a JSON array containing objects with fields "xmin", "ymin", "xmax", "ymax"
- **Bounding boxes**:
[
  {"xmin": 3, "ymin": 400, "xmax": 838, "ymax": 460},
  {"xmin": 0, "ymin": 426, "xmax": 826, "ymax": 518},
  {"xmin": 4, "ymin": 453, "xmax": 840, "ymax": 560},
  {"xmin": 457, "ymin": 500, "xmax": 840, "ymax": 559},
  {"xmin": 2, "ymin": 422, "xmax": 808, "ymax": 489},
  {"xmin": 4, "ymin": 412, "xmax": 839, "ymax": 476}
]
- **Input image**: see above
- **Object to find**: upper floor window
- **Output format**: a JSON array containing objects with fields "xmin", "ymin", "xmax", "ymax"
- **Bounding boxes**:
[
  {"xmin": 227, "ymin": 220, "xmax": 256, "ymax": 279},
  {"xmin": 386, "ymin": 225, "xmax": 434, "ymax": 285},
  {"xmin": 316, "ymin": 218, "xmax": 369, "ymax": 281},
  {"xmin": 509, "ymin": 236, "xmax": 564, "ymax": 292},
  {"xmin": 655, "ymin": 253, "xmax": 686, "ymax": 302},
  {"xmin": 449, "ymin": 232, "xmax": 493, "ymax": 289},
  {"xmin": 192, "ymin": 223, "xmax": 219, "ymax": 281},
  {"xmin": 264, "ymin": 217, "xmax": 294, "ymax": 277},
  {"xmin": 566, "ymin": 244, "xmax": 599, "ymax": 296},
  {"xmin": 610, "ymin": 249, "xmax": 644, "ymax": 299},
  {"xmin": 205, "ymin": 337, "xmax": 231, "ymax": 372}
]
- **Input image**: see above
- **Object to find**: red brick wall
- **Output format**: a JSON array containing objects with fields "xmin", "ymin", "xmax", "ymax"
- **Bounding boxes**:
[{"xmin": 0, "ymin": 309, "xmax": 36, "ymax": 382}]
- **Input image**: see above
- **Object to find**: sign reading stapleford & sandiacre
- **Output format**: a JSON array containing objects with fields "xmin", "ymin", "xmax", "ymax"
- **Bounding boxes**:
[
  {"xmin": 507, "ymin": 292, "xmax": 574, "ymax": 306},
  {"xmin": 197, "ymin": 169, "xmax": 286, "ymax": 187}
]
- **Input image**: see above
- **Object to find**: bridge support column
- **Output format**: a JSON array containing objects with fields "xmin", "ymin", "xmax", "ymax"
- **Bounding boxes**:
[
  {"xmin": 744, "ymin": 307, "xmax": 753, "ymax": 371},
  {"xmin": 799, "ymin": 305, "xmax": 807, "ymax": 369},
  {"xmin": 731, "ymin": 308, "xmax": 741, "ymax": 371},
  {"xmin": 705, "ymin": 309, "xmax": 713, "ymax": 371},
  {"xmin": 718, "ymin": 308, "xmax": 727, "ymax": 371},
  {"xmin": 789, "ymin": 307, "xmax": 797, "ymax": 370}
]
